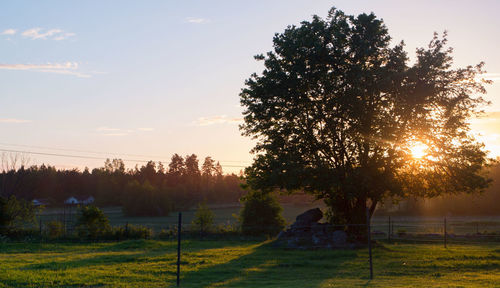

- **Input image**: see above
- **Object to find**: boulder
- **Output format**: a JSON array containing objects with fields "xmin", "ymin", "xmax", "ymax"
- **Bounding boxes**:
[
  {"xmin": 275, "ymin": 208, "xmax": 352, "ymax": 249},
  {"xmin": 294, "ymin": 208, "xmax": 323, "ymax": 226}
]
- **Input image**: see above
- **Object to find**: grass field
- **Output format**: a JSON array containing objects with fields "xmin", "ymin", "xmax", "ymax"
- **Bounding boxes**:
[
  {"xmin": 1, "ymin": 239, "xmax": 499, "ymax": 287},
  {"xmin": 38, "ymin": 203, "xmax": 325, "ymax": 232},
  {"xmin": 38, "ymin": 204, "xmax": 500, "ymax": 236}
]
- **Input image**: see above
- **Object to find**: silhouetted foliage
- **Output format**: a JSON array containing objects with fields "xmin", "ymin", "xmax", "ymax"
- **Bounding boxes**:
[
  {"xmin": 112, "ymin": 224, "xmax": 152, "ymax": 240},
  {"xmin": 0, "ymin": 195, "xmax": 37, "ymax": 234},
  {"xmin": 122, "ymin": 180, "xmax": 172, "ymax": 216},
  {"xmin": 0, "ymin": 154, "xmax": 245, "ymax": 217},
  {"xmin": 46, "ymin": 220, "xmax": 64, "ymax": 239},
  {"xmin": 239, "ymin": 190, "xmax": 285, "ymax": 236},
  {"xmin": 191, "ymin": 202, "xmax": 214, "ymax": 234},
  {"xmin": 240, "ymin": 7, "xmax": 492, "ymax": 228},
  {"xmin": 76, "ymin": 205, "xmax": 110, "ymax": 239}
]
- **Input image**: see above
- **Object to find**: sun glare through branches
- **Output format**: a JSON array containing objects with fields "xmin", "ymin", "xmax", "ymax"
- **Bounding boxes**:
[{"xmin": 409, "ymin": 142, "xmax": 429, "ymax": 159}]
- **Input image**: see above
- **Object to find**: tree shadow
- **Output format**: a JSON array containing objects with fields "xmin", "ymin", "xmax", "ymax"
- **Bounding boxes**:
[
  {"xmin": 19, "ymin": 239, "xmax": 260, "ymax": 272},
  {"xmin": 97, "ymin": 239, "xmax": 254, "ymax": 253},
  {"xmin": 95, "ymin": 239, "xmax": 177, "ymax": 252},
  {"xmin": 178, "ymin": 241, "xmax": 359, "ymax": 288},
  {"xmin": 21, "ymin": 252, "xmax": 147, "ymax": 270}
]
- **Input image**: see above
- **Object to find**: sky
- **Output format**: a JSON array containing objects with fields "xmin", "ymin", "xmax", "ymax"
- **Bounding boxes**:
[{"xmin": 1, "ymin": 0, "xmax": 499, "ymax": 173}]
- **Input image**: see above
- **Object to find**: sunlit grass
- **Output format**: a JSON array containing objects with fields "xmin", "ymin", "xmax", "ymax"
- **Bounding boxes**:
[{"xmin": 0, "ymin": 240, "xmax": 498, "ymax": 287}]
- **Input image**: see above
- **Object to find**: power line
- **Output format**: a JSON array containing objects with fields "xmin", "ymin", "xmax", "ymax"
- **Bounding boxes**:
[
  {"xmin": 0, "ymin": 142, "xmax": 252, "ymax": 165},
  {"xmin": 0, "ymin": 142, "xmax": 163, "ymax": 159},
  {"xmin": 0, "ymin": 148, "xmax": 249, "ymax": 168}
]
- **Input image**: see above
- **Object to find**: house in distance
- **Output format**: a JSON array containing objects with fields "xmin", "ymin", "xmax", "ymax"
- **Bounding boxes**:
[{"xmin": 63, "ymin": 196, "xmax": 95, "ymax": 205}]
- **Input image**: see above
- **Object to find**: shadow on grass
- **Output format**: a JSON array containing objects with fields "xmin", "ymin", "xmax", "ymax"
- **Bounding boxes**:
[
  {"xmin": 18, "ymin": 240, "xmax": 262, "ymax": 273},
  {"xmin": 178, "ymin": 241, "xmax": 359, "ymax": 288},
  {"xmin": 0, "ymin": 242, "xmax": 93, "ymax": 254},
  {"xmin": 96, "ymin": 239, "xmax": 177, "ymax": 251},
  {"xmin": 98, "ymin": 239, "xmax": 256, "ymax": 253},
  {"xmin": 0, "ymin": 279, "xmax": 106, "ymax": 288},
  {"xmin": 21, "ymin": 252, "xmax": 147, "ymax": 270}
]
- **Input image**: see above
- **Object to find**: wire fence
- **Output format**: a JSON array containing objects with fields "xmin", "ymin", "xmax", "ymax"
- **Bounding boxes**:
[
  {"xmin": 2, "ymin": 212, "xmax": 500, "ymax": 286},
  {"xmin": 2, "ymin": 209, "xmax": 500, "ymax": 245}
]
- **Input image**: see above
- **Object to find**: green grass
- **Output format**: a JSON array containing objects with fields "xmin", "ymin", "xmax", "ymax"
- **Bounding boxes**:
[
  {"xmin": 0, "ymin": 240, "xmax": 499, "ymax": 287},
  {"xmin": 38, "ymin": 203, "xmax": 324, "ymax": 232},
  {"xmin": 39, "ymin": 205, "xmax": 500, "ymax": 236}
]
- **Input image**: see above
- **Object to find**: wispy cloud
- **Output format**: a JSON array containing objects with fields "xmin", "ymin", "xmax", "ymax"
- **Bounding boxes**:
[
  {"xmin": 0, "ymin": 62, "xmax": 92, "ymax": 78},
  {"xmin": 185, "ymin": 17, "xmax": 211, "ymax": 24},
  {"xmin": 470, "ymin": 111, "xmax": 500, "ymax": 124},
  {"xmin": 0, "ymin": 118, "xmax": 31, "ymax": 123},
  {"xmin": 194, "ymin": 115, "xmax": 243, "ymax": 126},
  {"xmin": 96, "ymin": 127, "xmax": 128, "ymax": 132},
  {"xmin": 101, "ymin": 133, "xmax": 129, "ymax": 137},
  {"xmin": 1, "ymin": 29, "xmax": 16, "ymax": 35},
  {"xmin": 96, "ymin": 127, "xmax": 154, "ymax": 136},
  {"xmin": 53, "ymin": 32, "xmax": 75, "ymax": 41},
  {"xmin": 21, "ymin": 28, "xmax": 75, "ymax": 40},
  {"xmin": 477, "ymin": 73, "xmax": 500, "ymax": 82},
  {"xmin": 0, "ymin": 62, "xmax": 78, "ymax": 70}
]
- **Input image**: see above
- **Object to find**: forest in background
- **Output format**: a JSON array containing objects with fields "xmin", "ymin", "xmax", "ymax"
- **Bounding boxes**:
[
  {"xmin": 0, "ymin": 154, "xmax": 245, "ymax": 216},
  {"xmin": 0, "ymin": 153, "xmax": 499, "ymax": 217}
]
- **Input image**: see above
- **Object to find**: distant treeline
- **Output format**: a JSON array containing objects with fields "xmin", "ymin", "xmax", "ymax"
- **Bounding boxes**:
[
  {"xmin": 2, "ymin": 153, "xmax": 499, "ymax": 217},
  {"xmin": 376, "ymin": 163, "xmax": 500, "ymax": 216},
  {"xmin": 0, "ymin": 154, "xmax": 245, "ymax": 216}
]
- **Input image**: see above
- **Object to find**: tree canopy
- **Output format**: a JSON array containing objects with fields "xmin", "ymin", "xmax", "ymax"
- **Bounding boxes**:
[{"xmin": 240, "ymin": 8, "xmax": 492, "ymax": 225}]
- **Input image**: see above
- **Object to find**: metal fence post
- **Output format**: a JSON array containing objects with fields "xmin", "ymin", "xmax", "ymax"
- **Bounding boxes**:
[
  {"xmin": 388, "ymin": 216, "xmax": 391, "ymax": 242},
  {"xmin": 444, "ymin": 217, "xmax": 447, "ymax": 248},
  {"xmin": 391, "ymin": 221, "xmax": 394, "ymax": 239},
  {"xmin": 63, "ymin": 205, "xmax": 66, "ymax": 236},
  {"xmin": 177, "ymin": 212, "xmax": 182, "ymax": 287},
  {"xmin": 366, "ymin": 207, "xmax": 373, "ymax": 280}
]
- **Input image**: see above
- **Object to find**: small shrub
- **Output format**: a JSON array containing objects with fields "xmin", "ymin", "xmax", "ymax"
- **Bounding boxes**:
[
  {"xmin": 214, "ymin": 222, "xmax": 238, "ymax": 234},
  {"xmin": 158, "ymin": 228, "xmax": 175, "ymax": 239},
  {"xmin": 2, "ymin": 228, "xmax": 39, "ymax": 241},
  {"xmin": 75, "ymin": 206, "xmax": 110, "ymax": 240},
  {"xmin": 191, "ymin": 203, "xmax": 214, "ymax": 235},
  {"xmin": 102, "ymin": 225, "xmax": 152, "ymax": 240},
  {"xmin": 124, "ymin": 224, "xmax": 153, "ymax": 239},
  {"xmin": 210, "ymin": 222, "xmax": 239, "ymax": 238},
  {"xmin": 108, "ymin": 226, "xmax": 126, "ymax": 240},
  {"xmin": 0, "ymin": 196, "xmax": 38, "ymax": 234},
  {"xmin": 46, "ymin": 221, "xmax": 64, "ymax": 239},
  {"xmin": 239, "ymin": 190, "xmax": 285, "ymax": 236}
]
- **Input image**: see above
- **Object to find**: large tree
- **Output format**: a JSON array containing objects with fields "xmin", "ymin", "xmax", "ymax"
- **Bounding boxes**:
[{"xmin": 240, "ymin": 8, "xmax": 492, "ymax": 226}]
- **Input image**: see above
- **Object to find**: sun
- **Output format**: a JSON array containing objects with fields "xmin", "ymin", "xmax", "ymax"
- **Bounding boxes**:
[{"xmin": 409, "ymin": 142, "xmax": 428, "ymax": 159}]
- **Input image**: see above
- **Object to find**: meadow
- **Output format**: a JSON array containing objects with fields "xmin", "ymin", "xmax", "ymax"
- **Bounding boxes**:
[
  {"xmin": 38, "ymin": 203, "xmax": 500, "ymax": 237},
  {"xmin": 0, "ymin": 239, "xmax": 499, "ymax": 287},
  {"xmin": 37, "ymin": 203, "xmax": 325, "ymax": 232}
]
